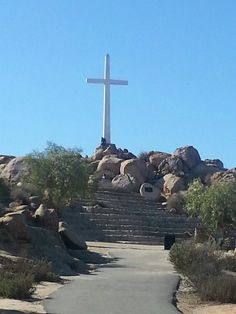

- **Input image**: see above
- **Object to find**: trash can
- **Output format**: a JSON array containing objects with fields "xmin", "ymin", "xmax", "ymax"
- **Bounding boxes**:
[{"xmin": 164, "ymin": 234, "xmax": 176, "ymax": 250}]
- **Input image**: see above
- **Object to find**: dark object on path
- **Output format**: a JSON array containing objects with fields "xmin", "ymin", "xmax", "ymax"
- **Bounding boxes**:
[{"xmin": 164, "ymin": 234, "xmax": 176, "ymax": 250}]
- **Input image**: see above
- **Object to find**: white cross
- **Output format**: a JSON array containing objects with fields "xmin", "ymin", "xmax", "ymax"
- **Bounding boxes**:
[{"xmin": 86, "ymin": 54, "xmax": 128, "ymax": 145}]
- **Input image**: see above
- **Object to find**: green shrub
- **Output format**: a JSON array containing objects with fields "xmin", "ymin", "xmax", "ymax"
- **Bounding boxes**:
[
  {"xmin": 23, "ymin": 142, "xmax": 92, "ymax": 208},
  {"xmin": 0, "ymin": 271, "xmax": 35, "ymax": 299},
  {"xmin": 30, "ymin": 259, "xmax": 60, "ymax": 283},
  {"xmin": 218, "ymin": 254, "xmax": 236, "ymax": 272},
  {"xmin": 0, "ymin": 257, "xmax": 60, "ymax": 283},
  {"xmin": 186, "ymin": 179, "xmax": 236, "ymax": 233},
  {"xmin": 169, "ymin": 240, "xmax": 220, "ymax": 281},
  {"xmin": 198, "ymin": 274, "xmax": 236, "ymax": 303}
]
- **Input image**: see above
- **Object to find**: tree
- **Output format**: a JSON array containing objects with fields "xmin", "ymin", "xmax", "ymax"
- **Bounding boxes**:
[
  {"xmin": 186, "ymin": 179, "xmax": 236, "ymax": 233},
  {"xmin": 24, "ymin": 142, "xmax": 92, "ymax": 208}
]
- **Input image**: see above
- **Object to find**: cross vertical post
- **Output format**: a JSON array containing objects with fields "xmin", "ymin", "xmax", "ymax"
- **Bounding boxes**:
[{"xmin": 86, "ymin": 54, "xmax": 128, "ymax": 145}]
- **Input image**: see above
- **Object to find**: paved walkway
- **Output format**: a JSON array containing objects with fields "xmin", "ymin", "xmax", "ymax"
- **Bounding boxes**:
[{"xmin": 44, "ymin": 243, "xmax": 180, "ymax": 314}]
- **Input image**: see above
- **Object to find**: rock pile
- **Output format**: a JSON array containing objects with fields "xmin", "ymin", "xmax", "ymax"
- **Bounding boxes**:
[
  {"xmin": 0, "ymin": 166, "xmax": 88, "ymax": 275},
  {"xmin": 90, "ymin": 144, "xmax": 236, "ymax": 201}
]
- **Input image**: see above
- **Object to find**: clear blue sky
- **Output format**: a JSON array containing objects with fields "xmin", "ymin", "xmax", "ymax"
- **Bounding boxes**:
[{"xmin": 0, "ymin": 1, "xmax": 235, "ymax": 168}]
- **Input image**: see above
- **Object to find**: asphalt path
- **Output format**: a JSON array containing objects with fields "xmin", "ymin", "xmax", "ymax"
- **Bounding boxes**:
[{"xmin": 44, "ymin": 243, "xmax": 180, "ymax": 314}]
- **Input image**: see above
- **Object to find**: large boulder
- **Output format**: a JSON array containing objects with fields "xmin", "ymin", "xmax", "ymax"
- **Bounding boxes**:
[
  {"xmin": 158, "ymin": 156, "xmax": 189, "ymax": 177},
  {"xmin": 153, "ymin": 177, "xmax": 165, "ymax": 190},
  {"xmin": 163, "ymin": 174, "xmax": 185, "ymax": 196},
  {"xmin": 97, "ymin": 155, "xmax": 123, "ymax": 177},
  {"xmin": 0, "ymin": 210, "xmax": 29, "ymax": 240},
  {"xmin": 27, "ymin": 226, "xmax": 88, "ymax": 275},
  {"xmin": 0, "ymin": 155, "xmax": 15, "ymax": 165},
  {"xmin": 103, "ymin": 144, "xmax": 119, "ymax": 156},
  {"xmin": 93, "ymin": 147, "xmax": 104, "ymax": 161},
  {"xmin": 92, "ymin": 144, "xmax": 136, "ymax": 161},
  {"xmin": 34, "ymin": 204, "xmax": 59, "ymax": 231},
  {"xmin": 149, "ymin": 152, "xmax": 171, "ymax": 169},
  {"xmin": 120, "ymin": 159, "xmax": 148, "ymax": 185},
  {"xmin": 0, "ymin": 157, "xmax": 28, "ymax": 183},
  {"xmin": 58, "ymin": 221, "xmax": 87, "ymax": 250},
  {"xmin": 112, "ymin": 174, "xmax": 139, "ymax": 192},
  {"xmin": 189, "ymin": 161, "xmax": 224, "ymax": 183},
  {"xmin": 146, "ymin": 163, "xmax": 156, "ymax": 181},
  {"xmin": 139, "ymin": 183, "xmax": 161, "ymax": 200},
  {"xmin": 93, "ymin": 144, "xmax": 118, "ymax": 160},
  {"xmin": 204, "ymin": 159, "xmax": 224, "ymax": 169},
  {"xmin": 206, "ymin": 169, "xmax": 236, "ymax": 185},
  {"xmin": 172, "ymin": 146, "xmax": 201, "ymax": 170}
]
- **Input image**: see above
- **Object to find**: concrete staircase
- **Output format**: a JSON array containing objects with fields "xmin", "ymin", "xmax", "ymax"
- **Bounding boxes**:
[{"xmin": 59, "ymin": 189, "xmax": 198, "ymax": 245}]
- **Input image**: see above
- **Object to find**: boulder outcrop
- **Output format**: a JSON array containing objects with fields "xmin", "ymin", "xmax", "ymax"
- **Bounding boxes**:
[
  {"xmin": 96, "ymin": 155, "xmax": 123, "ymax": 179},
  {"xmin": 163, "ymin": 174, "xmax": 185, "ymax": 196},
  {"xmin": 173, "ymin": 146, "xmax": 201, "ymax": 170},
  {"xmin": 189, "ymin": 161, "xmax": 223, "ymax": 183},
  {"xmin": 112, "ymin": 174, "xmax": 139, "ymax": 192},
  {"xmin": 120, "ymin": 159, "xmax": 149, "ymax": 186},
  {"xmin": 0, "ymin": 210, "xmax": 29, "ymax": 240},
  {"xmin": 59, "ymin": 221, "xmax": 87, "ymax": 250},
  {"xmin": 34, "ymin": 204, "xmax": 59, "ymax": 232},
  {"xmin": 93, "ymin": 144, "xmax": 136, "ymax": 161},
  {"xmin": 149, "ymin": 151, "xmax": 171, "ymax": 169},
  {"xmin": 158, "ymin": 156, "xmax": 189, "ymax": 177},
  {"xmin": 0, "ymin": 157, "xmax": 28, "ymax": 182},
  {"xmin": 206, "ymin": 169, "xmax": 236, "ymax": 185}
]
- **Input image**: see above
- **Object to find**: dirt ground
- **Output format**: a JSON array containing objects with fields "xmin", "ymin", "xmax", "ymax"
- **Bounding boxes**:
[{"xmin": 176, "ymin": 277, "xmax": 236, "ymax": 314}]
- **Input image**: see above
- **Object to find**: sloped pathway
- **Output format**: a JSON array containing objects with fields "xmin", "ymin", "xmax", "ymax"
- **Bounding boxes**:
[{"xmin": 44, "ymin": 243, "xmax": 180, "ymax": 314}]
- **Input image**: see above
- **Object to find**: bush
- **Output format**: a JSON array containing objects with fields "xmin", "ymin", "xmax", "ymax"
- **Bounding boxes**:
[
  {"xmin": 170, "ymin": 239, "xmax": 236, "ymax": 303},
  {"xmin": 0, "ymin": 271, "xmax": 35, "ymax": 299},
  {"xmin": 1, "ymin": 257, "xmax": 60, "ymax": 283},
  {"xmin": 198, "ymin": 274, "xmax": 236, "ymax": 303},
  {"xmin": 186, "ymin": 179, "xmax": 236, "ymax": 233},
  {"xmin": 218, "ymin": 254, "xmax": 236, "ymax": 272},
  {"xmin": 30, "ymin": 259, "xmax": 60, "ymax": 283},
  {"xmin": 23, "ymin": 142, "xmax": 92, "ymax": 208},
  {"xmin": 169, "ymin": 240, "xmax": 220, "ymax": 281}
]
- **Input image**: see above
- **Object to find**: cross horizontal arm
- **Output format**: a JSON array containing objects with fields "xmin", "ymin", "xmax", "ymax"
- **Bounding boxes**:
[
  {"xmin": 86, "ymin": 78, "xmax": 105, "ymax": 84},
  {"xmin": 110, "ymin": 79, "xmax": 128, "ymax": 85}
]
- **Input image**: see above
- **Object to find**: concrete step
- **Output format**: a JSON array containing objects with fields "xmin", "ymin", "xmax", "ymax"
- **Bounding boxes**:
[
  {"xmin": 92, "ymin": 223, "xmax": 195, "ymax": 230},
  {"xmin": 78, "ymin": 212, "xmax": 196, "ymax": 223},
  {"xmin": 98, "ymin": 229, "xmax": 193, "ymax": 236},
  {"xmin": 62, "ymin": 188, "xmax": 199, "ymax": 244},
  {"xmin": 81, "ymin": 207, "xmax": 170, "ymax": 216}
]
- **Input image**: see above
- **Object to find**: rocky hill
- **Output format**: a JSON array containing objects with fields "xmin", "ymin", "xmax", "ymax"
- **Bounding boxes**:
[
  {"xmin": 0, "ymin": 144, "xmax": 235, "ymax": 273},
  {"xmin": 90, "ymin": 144, "xmax": 236, "ymax": 201}
]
